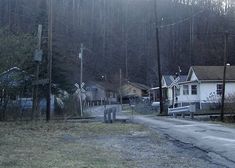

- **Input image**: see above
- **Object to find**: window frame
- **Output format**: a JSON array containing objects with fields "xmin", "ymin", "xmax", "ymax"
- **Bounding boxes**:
[
  {"xmin": 183, "ymin": 85, "xmax": 189, "ymax": 95},
  {"xmin": 191, "ymin": 85, "xmax": 198, "ymax": 95},
  {"xmin": 216, "ymin": 84, "xmax": 223, "ymax": 95}
]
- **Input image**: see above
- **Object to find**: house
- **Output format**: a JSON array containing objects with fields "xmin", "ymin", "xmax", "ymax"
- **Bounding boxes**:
[
  {"xmin": 85, "ymin": 81, "xmax": 118, "ymax": 104},
  {"xmin": 121, "ymin": 82, "xmax": 150, "ymax": 101},
  {"xmin": 161, "ymin": 75, "xmax": 187, "ymax": 105},
  {"xmin": 150, "ymin": 75, "xmax": 187, "ymax": 104},
  {"xmin": 176, "ymin": 66, "xmax": 235, "ymax": 109}
]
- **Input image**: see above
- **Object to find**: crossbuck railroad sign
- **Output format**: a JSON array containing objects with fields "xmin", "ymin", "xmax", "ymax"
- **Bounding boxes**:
[
  {"xmin": 169, "ymin": 76, "xmax": 180, "ymax": 89},
  {"xmin": 75, "ymin": 82, "xmax": 86, "ymax": 94}
]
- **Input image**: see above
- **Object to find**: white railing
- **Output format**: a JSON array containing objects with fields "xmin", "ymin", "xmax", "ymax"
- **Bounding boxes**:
[{"xmin": 168, "ymin": 105, "xmax": 196, "ymax": 119}]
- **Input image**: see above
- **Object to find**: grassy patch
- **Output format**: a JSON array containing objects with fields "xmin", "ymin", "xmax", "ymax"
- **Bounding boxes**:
[{"xmin": 0, "ymin": 121, "xmax": 146, "ymax": 168}]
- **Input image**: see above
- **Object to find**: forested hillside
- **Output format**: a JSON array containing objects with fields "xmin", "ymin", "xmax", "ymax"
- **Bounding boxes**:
[{"xmin": 0, "ymin": 0, "xmax": 234, "ymax": 91}]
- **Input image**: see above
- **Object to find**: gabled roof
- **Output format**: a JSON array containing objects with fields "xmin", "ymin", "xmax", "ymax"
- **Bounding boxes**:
[
  {"xmin": 127, "ymin": 82, "xmax": 150, "ymax": 91},
  {"xmin": 162, "ymin": 75, "xmax": 187, "ymax": 86},
  {"xmin": 188, "ymin": 66, "xmax": 235, "ymax": 81},
  {"xmin": 86, "ymin": 81, "xmax": 118, "ymax": 92}
]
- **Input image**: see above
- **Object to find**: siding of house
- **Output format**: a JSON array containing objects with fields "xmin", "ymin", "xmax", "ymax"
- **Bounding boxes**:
[
  {"xmin": 177, "ymin": 83, "xmax": 200, "ymax": 103},
  {"xmin": 122, "ymin": 84, "xmax": 142, "ymax": 97},
  {"xmin": 200, "ymin": 83, "xmax": 235, "ymax": 102},
  {"xmin": 176, "ymin": 82, "xmax": 235, "ymax": 109},
  {"xmin": 86, "ymin": 85, "xmax": 106, "ymax": 101},
  {"xmin": 166, "ymin": 88, "xmax": 173, "ymax": 104},
  {"xmin": 190, "ymin": 71, "xmax": 198, "ymax": 81}
]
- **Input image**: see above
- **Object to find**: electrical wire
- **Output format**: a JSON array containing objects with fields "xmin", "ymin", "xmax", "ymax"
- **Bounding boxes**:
[{"xmin": 158, "ymin": 10, "xmax": 205, "ymax": 29}]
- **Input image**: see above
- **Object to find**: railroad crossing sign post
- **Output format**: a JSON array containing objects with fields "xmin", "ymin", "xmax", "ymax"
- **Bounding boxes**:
[
  {"xmin": 169, "ymin": 76, "xmax": 180, "ymax": 108},
  {"xmin": 75, "ymin": 82, "xmax": 86, "ymax": 117},
  {"xmin": 169, "ymin": 76, "xmax": 180, "ymax": 89}
]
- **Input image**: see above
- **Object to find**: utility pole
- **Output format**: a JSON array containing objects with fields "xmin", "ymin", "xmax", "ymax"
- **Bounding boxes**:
[
  {"xmin": 47, "ymin": 0, "xmax": 53, "ymax": 122},
  {"xmin": 119, "ymin": 69, "xmax": 123, "ymax": 109},
  {"xmin": 32, "ymin": 24, "xmax": 43, "ymax": 120},
  {"xmin": 79, "ymin": 43, "xmax": 84, "ymax": 117},
  {"xmin": 125, "ymin": 44, "xmax": 128, "ymax": 80},
  {"xmin": 154, "ymin": 0, "xmax": 163, "ymax": 114},
  {"xmin": 221, "ymin": 32, "xmax": 229, "ymax": 122},
  {"xmin": 190, "ymin": 2, "xmax": 194, "ymax": 65}
]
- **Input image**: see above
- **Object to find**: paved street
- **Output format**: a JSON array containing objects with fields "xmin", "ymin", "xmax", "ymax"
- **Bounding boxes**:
[
  {"xmin": 88, "ymin": 105, "xmax": 235, "ymax": 167},
  {"xmin": 134, "ymin": 115, "xmax": 235, "ymax": 167}
]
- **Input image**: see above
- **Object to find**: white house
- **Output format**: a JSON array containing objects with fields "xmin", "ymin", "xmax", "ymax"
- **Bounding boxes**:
[
  {"xmin": 176, "ymin": 66, "xmax": 235, "ymax": 109},
  {"xmin": 150, "ymin": 75, "xmax": 187, "ymax": 103},
  {"xmin": 161, "ymin": 75, "xmax": 187, "ymax": 105}
]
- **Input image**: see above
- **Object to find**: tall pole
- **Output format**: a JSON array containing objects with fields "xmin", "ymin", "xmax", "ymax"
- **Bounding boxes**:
[
  {"xmin": 47, "ymin": 0, "xmax": 53, "ymax": 122},
  {"xmin": 119, "ymin": 69, "xmax": 123, "ymax": 109},
  {"xmin": 154, "ymin": 0, "xmax": 163, "ymax": 114},
  {"xmin": 221, "ymin": 32, "xmax": 229, "ymax": 122},
  {"xmin": 125, "ymin": 45, "xmax": 128, "ymax": 80},
  {"xmin": 32, "ymin": 24, "xmax": 43, "ymax": 120},
  {"xmin": 80, "ymin": 43, "xmax": 84, "ymax": 117},
  {"xmin": 190, "ymin": 3, "xmax": 194, "ymax": 65}
]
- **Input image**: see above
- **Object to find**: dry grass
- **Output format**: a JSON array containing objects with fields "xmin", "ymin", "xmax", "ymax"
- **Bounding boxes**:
[{"xmin": 0, "ymin": 121, "xmax": 146, "ymax": 168}]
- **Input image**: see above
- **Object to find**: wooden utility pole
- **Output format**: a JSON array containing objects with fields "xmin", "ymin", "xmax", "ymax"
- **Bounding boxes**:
[
  {"xmin": 32, "ymin": 24, "xmax": 43, "ymax": 120},
  {"xmin": 221, "ymin": 32, "xmax": 229, "ymax": 122},
  {"xmin": 47, "ymin": 0, "xmax": 53, "ymax": 122},
  {"xmin": 189, "ymin": 2, "xmax": 194, "ymax": 65},
  {"xmin": 154, "ymin": 0, "xmax": 163, "ymax": 114}
]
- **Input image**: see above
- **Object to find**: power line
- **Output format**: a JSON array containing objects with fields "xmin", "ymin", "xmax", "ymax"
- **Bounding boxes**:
[
  {"xmin": 159, "ymin": 10, "xmax": 205, "ymax": 29},
  {"xmin": 9, "ymin": 10, "xmax": 71, "ymax": 30}
]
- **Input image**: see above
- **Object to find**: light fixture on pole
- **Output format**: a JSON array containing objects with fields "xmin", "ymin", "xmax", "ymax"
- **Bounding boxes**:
[{"xmin": 221, "ymin": 32, "xmax": 229, "ymax": 122}]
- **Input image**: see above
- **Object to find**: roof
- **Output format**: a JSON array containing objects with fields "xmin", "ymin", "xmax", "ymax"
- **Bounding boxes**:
[
  {"xmin": 0, "ymin": 67, "xmax": 32, "ymax": 88},
  {"xmin": 127, "ymin": 82, "xmax": 150, "ymax": 91},
  {"xmin": 0, "ymin": 67, "xmax": 21, "ymax": 76},
  {"xmin": 189, "ymin": 66, "xmax": 235, "ymax": 81},
  {"xmin": 163, "ymin": 75, "xmax": 187, "ymax": 86},
  {"xmin": 86, "ymin": 81, "xmax": 118, "ymax": 92},
  {"xmin": 150, "ymin": 86, "xmax": 168, "ymax": 90}
]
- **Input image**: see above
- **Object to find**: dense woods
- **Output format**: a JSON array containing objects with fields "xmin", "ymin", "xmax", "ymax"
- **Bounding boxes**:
[{"xmin": 0, "ymin": 0, "xmax": 235, "ymax": 91}]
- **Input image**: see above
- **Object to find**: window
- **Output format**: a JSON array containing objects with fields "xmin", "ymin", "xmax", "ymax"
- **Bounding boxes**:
[
  {"xmin": 217, "ymin": 84, "xmax": 223, "ymax": 95},
  {"xmin": 191, "ymin": 85, "xmax": 198, "ymax": 95},
  {"xmin": 183, "ymin": 85, "xmax": 189, "ymax": 95},
  {"xmin": 175, "ymin": 88, "xmax": 180, "ymax": 96}
]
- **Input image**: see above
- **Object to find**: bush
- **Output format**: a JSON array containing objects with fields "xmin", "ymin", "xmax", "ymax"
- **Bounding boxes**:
[
  {"xmin": 225, "ymin": 94, "xmax": 235, "ymax": 114},
  {"xmin": 63, "ymin": 95, "xmax": 81, "ymax": 118}
]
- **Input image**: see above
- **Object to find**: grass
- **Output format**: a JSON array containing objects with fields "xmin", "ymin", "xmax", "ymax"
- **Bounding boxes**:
[{"xmin": 0, "ymin": 121, "xmax": 146, "ymax": 168}]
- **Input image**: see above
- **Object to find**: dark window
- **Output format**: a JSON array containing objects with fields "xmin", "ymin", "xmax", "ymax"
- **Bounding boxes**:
[
  {"xmin": 183, "ymin": 85, "xmax": 189, "ymax": 95},
  {"xmin": 217, "ymin": 84, "xmax": 223, "ymax": 95},
  {"xmin": 191, "ymin": 85, "xmax": 198, "ymax": 95}
]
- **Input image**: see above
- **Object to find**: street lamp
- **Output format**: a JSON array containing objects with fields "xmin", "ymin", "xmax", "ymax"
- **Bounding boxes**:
[
  {"xmin": 220, "ymin": 32, "xmax": 229, "ymax": 122},
  {"xmin": 79, "ymin": 43, "xmax": 84, "ymax": 117}
]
